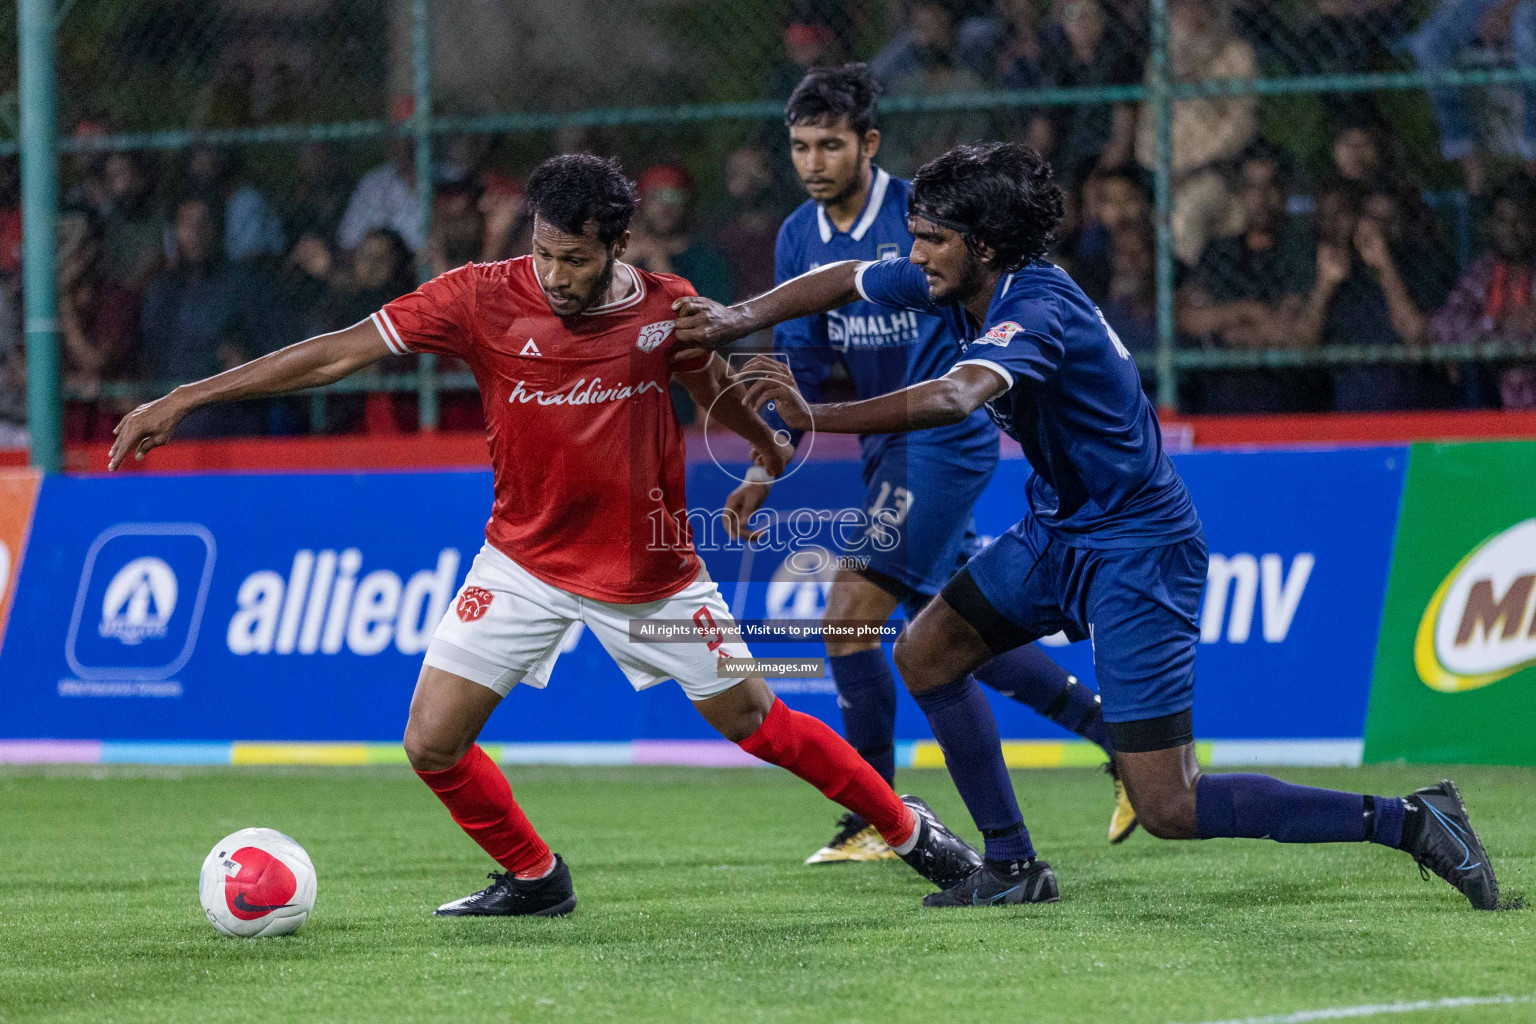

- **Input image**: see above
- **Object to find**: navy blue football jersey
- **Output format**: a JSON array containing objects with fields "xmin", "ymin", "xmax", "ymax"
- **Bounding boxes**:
[
  {"xmin": 772, "ymin": 168, "xmax": 997, "ymax": 467},
  {"xmin": 854, "ymin": 256, "xmax": 1200, "ymax": 549}
]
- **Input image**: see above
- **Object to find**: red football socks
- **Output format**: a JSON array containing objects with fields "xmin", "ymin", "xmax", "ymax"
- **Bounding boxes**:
[
  {"xmin": 738, "ymin": 698, "xmax": 915, "ymax": 848},
  {"xmin": 415, "ymin": 744, "xmax": 554, "ymax": 879}
]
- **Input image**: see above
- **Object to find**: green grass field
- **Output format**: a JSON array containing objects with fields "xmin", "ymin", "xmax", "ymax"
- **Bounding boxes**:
[{"xmin": 1, "ymin": 764, "xmax": 1531, "ymax": 1024}]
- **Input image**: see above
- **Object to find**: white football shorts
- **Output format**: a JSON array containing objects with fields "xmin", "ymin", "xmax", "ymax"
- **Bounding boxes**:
[{"xmin": 424, "ymin": 543, "xmax": 752, "ymax": 701}]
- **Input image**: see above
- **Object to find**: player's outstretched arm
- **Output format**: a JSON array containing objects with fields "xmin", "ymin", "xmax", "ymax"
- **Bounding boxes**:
[
  {"xmin": 108, "ymin": 319, "xmax": 392, "ymax": 470},
  {"xmin": 739, "ymin": 355, "xmax": 1007, "ymax": 436},
  {"xmin": 673, "ymin": 260, "xmax": 863, "ymax": 349},
  {"xmin": 674, "ymin": 355, "xmax": 792, "ymax": 478}
]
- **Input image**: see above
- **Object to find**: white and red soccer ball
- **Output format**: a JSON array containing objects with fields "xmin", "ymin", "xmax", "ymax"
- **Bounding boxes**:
[{"xmin": 199, "ymin": 828, "xmax": 316, "ymax": 937}]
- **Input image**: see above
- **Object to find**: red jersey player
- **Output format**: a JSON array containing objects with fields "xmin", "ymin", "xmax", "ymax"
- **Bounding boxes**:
[{"xmin": 110, "ymin": 154, "xmax": 979, "ymax": 916}]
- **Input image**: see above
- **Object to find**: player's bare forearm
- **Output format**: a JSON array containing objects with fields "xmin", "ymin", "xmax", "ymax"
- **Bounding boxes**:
[
  {"xmin": 109, "ymin": 319, "xmax": 391, "ymax": 470},
  {"xmin": 673, "ymin": 261, "xmax": 863, "ymax": 348},
  {"xmin": 806, "ymin": 379, "xmax": 978, "ymax": 434},
  {"xmin": 676, "ymin": 356, "xmax": 790, "ymax": 473},
  {"xmin": 175, "ymin": 320, "xmax": 390, "ymax": 410},
  {"xmin": 740, "ymin": 357, "xmax": 1005, "ymax": 436}
]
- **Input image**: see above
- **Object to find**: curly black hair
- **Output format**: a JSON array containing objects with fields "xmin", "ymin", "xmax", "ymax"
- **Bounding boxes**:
[
  {"xmin": 908, "ymin": 143, "xmax": 1065, "ymax": 272},
  {"xmin": 785, "ymin": 63, "xmax": 881, "ymax": 136},
  {"xmin": 525, "ymin": 154, "xmax": 638, "ymax": 247}
]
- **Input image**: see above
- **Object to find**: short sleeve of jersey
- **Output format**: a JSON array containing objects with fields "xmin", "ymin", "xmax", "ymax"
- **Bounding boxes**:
[
  {"xmin": 953, "ymin": 297, "xmax": 1066, "ymax": 390},
  {"xmin": 854, "ymin": 257, "xmax": 941, "ymax": 314},
  {"xmin": 371, "ymin": 263, "xmax": 477, "ymax": 358}
]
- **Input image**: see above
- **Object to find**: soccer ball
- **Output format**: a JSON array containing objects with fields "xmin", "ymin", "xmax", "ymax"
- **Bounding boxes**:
[{"xmin": 198, "ymin": 828, "xmax": 316, "ymax": 938}]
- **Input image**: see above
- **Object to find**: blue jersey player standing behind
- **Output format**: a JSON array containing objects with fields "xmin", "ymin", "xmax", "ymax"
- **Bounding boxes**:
[
  {"xmin": 725, "ymin": 66, "xmax": 1132, "ymax": 867},
  {"xmin": 679, "ymin": 142, "xmax": 1500, "ymax": 912}
]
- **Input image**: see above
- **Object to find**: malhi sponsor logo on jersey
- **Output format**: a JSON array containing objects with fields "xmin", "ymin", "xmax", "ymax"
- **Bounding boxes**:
[
  {"xmin": 826, "ymin": 308, "xmax": 922, "ymax": 348},
  {"xmin": 1415, "ymin": 518, "xmax": 1536, "ymax": 693}
]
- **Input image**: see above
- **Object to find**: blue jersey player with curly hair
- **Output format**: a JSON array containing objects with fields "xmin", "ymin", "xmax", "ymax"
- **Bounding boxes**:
[
  {"xmin": 675, "ymin": 141, "xmax": 1501, "ymax": 911},
  {"xmin": 729, "ymin": 65, "xmax": 1135, "ymax": 867}
]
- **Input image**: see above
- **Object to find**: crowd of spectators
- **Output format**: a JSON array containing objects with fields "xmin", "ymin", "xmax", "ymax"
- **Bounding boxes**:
[{"xmin": 2, "ymin": 0, "xmax": 1535, "ymax": 446}]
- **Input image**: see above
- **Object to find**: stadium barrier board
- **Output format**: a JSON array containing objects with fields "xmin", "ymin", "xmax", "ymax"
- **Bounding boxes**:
[
  {"xmin": 1364, "ymin": 441, "xmax": 1536, "ymax": 764},
  {"xmin": 0, "ymin": 469, "xmax": 42, "ymax": 655},
  {"xmin": 0, "ymin": 446, "xmax": 1416, "ymax": 765}
]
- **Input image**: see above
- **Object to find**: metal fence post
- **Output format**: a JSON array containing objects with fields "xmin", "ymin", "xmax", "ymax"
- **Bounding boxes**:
[
  {"xmin": 1149, "ymin": 0, "xmax": 1177, "ymax": 413},
  {"xmin": 412, "ymin": 0, "xmax": 438, "ymax": 431},
  {"xmin": 19, "ymin": 0, "xmax": 61, "ymax": 471}
]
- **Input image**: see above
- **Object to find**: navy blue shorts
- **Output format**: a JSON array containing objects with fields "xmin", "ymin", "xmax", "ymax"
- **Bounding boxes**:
[
  {"xmin": 953, "ymin": 513, "xmax": 1208, "ymax": 725},
  {"xmin": 843, "ymin": 442, "xmax": 994, "ymax": 618}
]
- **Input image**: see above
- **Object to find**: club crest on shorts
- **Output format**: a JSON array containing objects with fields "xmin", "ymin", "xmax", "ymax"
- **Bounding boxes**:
[
  {"xmin": 974, "ymin": 321, "xmax": 1023, "ymax": 347},
  {"xmin": 456, "ymin": 586, "xmax": 494, "ymax": 623},
  {"xmin": 637, "ymin": 320, "xmax": 674, "ymax": 352}
]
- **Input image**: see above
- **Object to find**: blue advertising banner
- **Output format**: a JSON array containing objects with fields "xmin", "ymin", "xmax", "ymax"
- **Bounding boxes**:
[
  {"xmin": 0, "ymin": 447, "xmax": 1406, "ymax": 749},
  {"xmin": 685, "ymin": 446, "xmax": 1409, "ymax": 746}
]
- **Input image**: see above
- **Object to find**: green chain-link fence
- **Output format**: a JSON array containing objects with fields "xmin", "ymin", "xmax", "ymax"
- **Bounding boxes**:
[{"xmin": 7, "ymin": 0, "xmax": 1536, "ymax": 467}]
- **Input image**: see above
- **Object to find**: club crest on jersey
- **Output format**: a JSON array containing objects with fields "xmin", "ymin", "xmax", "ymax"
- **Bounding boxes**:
[
  {"xmin": 974, "ymin": 321, "xmax": 1023, "ymax": 347},
  {"xmin": 456, "ymin": 586, "xmax": 494, "ymax": 623},
  {"xmin": 637, "ymin": 320, "xmax": 674, "ymax": 352}
]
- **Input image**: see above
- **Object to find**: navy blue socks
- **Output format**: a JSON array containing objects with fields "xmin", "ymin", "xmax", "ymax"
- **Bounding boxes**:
[
  {"xmin": 1367, "ymin": 794, "xmax": 1408, "ymax": 849},
  {"xmin": 827, "ymin": 650, "xmax": 898, "ymax": 786},
  {"xmin": 911, "ymin": 676, "xmax": 1034, "ymax": 863},
  {"xmin": 1196, "ymin": 774, "xmax": 1410, "ymax": 847},
  {"xmin": 974, "ymin": 646, "xmax": 1113, "ymax": 758}
]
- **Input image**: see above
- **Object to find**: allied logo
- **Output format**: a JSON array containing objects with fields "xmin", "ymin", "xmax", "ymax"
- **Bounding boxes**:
[
  {"xmin": 98, "ymin": 557, "xmax": 179, "ymax": 645},
  {"xmin": 637, "ymin": 320, "xmax": 674, "ymax": 352},
  {"xmin": 456, "ymin": 585, "xmax": 495, "ymax": 623},
  {"xmin": 66, "ymin": 523, "xmax": 215, "ymax": 681},
  {"xmin": 520, "ymin": 338, "xmax": 542, "ymax": 357},
  {"xmin": 1415, "ymin": 519, "xmax": 1536, "ymax": 692},
  {"xmin": 975, "ymin": 321, "xmax": 1023, "ymax": 347}
]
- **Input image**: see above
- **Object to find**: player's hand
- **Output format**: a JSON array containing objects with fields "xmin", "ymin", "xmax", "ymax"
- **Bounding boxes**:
[
  {"xmin": 737, "ymin": 355, "xmax": 812, "ymax": 431},
  {"xmin": 673, "ymin": 295, "xmax": 757, "ymax": 348},
  {"xmin": 108, "ymin": 392, "xmax": 189, "ymax": 470},
  {"xmin": 752, "ymin": 436, "xmax": 791, "ymax": 479},
  {"xmin": 723, "ymin": 482, "xmax": 772, "ymax": 543},
  {"xmin": 668, "ymin": 347, "xmax": 711, "ymax": 369}
]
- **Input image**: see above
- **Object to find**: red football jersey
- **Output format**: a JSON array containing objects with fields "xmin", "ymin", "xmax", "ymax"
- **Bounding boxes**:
[{"xmin": 372, "ymin": 257, "xmax": 712, "ymax": 602}]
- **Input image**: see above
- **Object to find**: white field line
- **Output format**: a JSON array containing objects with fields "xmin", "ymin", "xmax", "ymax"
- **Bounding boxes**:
[{"xmin": 1176, "ymin": 993, "xmax": 1533, "ymax": 1024}]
